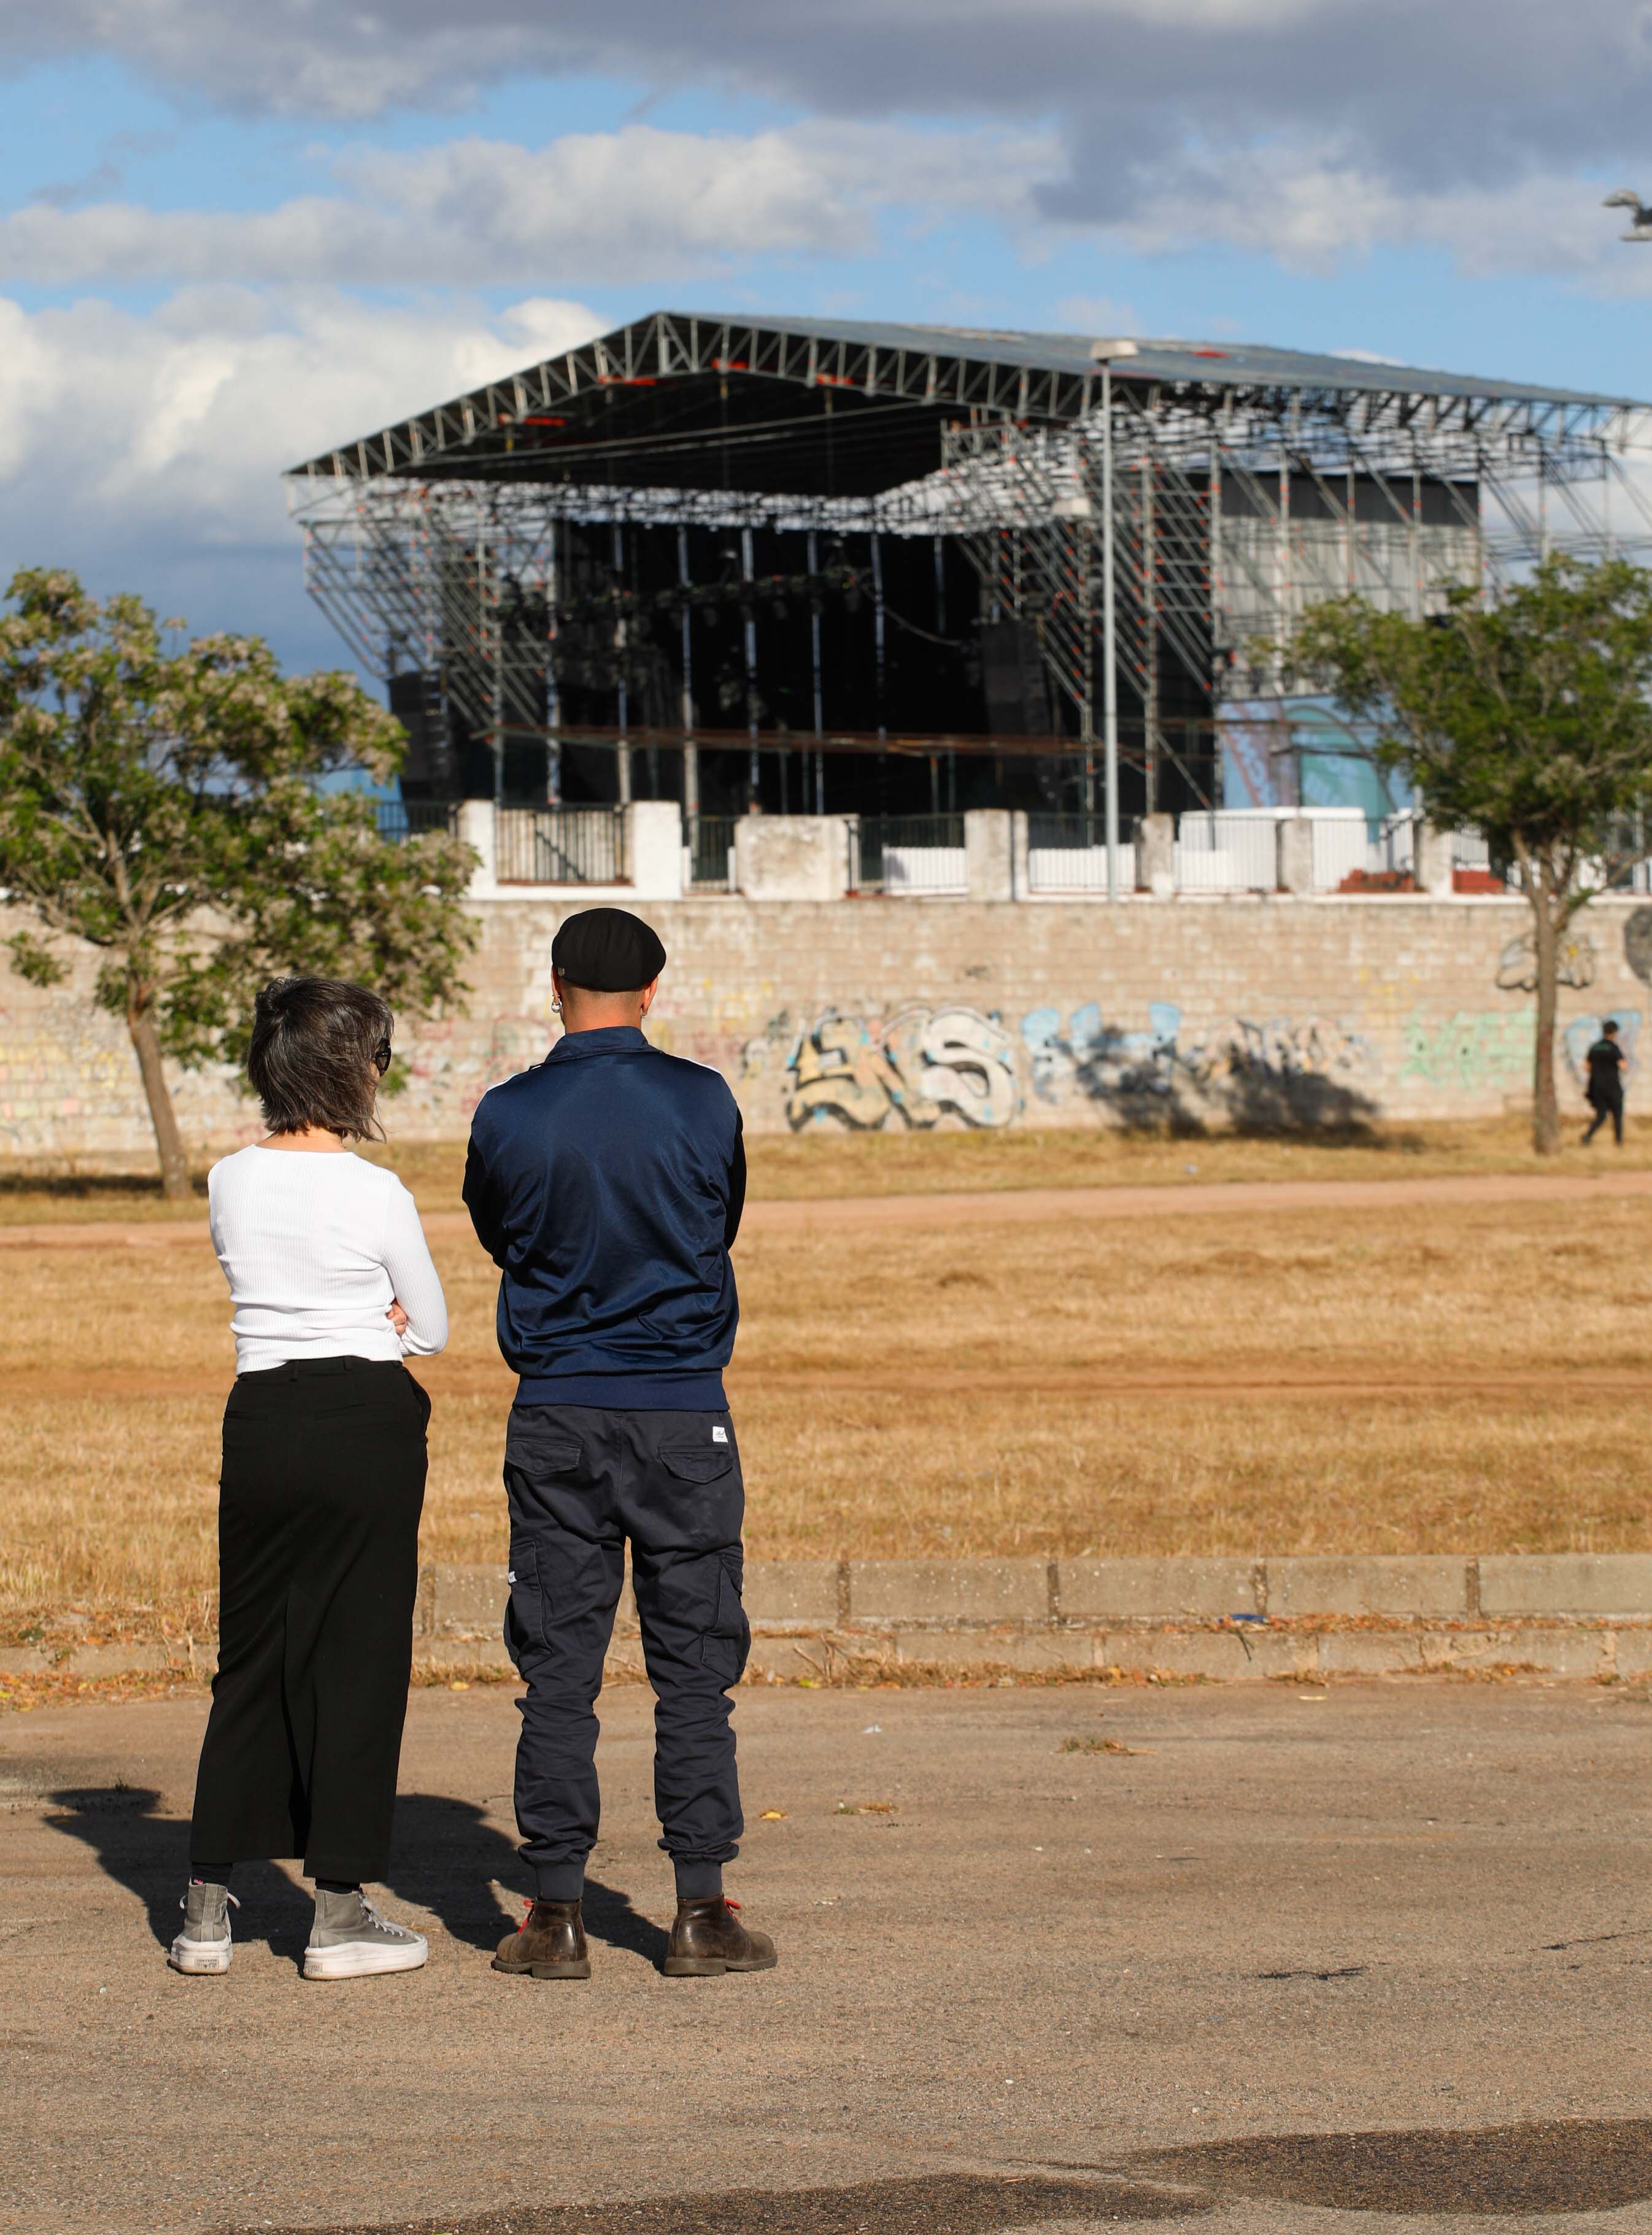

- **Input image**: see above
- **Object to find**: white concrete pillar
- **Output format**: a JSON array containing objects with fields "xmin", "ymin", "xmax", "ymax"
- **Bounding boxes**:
[
  {"xmin": 458, "ymin": 799, "xmax": 497, "ymax": 897},
  {"xmin": 733, "ymin": 815, "xmax": 849, "ymax": 899},
  {"xmin": 1137, "ymin": 812, "xmax": 1175, "ymax": 898},
  {"xmin": 965, "ymin": 809, "xmax": 1014, "ymax": 901},
  {"xmin": 1413, "ymin": 819, "xmax": 1455, "ymax": 896},
  {"xmin": 1010, "ymin": 811, "xmax": 1030, "ymax": 899},
  {"xmin": 627, "ymin": 800, "xmax": 685, "ymax": 899},
  {"xmin": 1276, "ymin": 816, "xmax": 1314, "ymax": 896}
]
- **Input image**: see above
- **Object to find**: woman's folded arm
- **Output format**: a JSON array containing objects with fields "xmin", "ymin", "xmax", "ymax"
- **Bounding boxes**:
[{"xmin": 380, "ymin": 1182, "xmax": 449, "ymax": 1356}]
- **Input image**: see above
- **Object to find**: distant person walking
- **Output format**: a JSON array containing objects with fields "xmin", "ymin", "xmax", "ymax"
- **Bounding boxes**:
[
  {"xmin": 170, "ymin": 978, "xmax": 447, "ymax": 1981},
  {"xmin": 466, "ymin": 907, "xmax": 774, "ymax": 1983},
  {"xmin": 1583, "ymin": 1018, "xmax": 1627, "ymax": 1145}
]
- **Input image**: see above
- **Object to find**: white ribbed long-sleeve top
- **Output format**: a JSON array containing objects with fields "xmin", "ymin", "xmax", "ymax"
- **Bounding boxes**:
[{"xmin": 208, "ymin": 1145, "xmax": 449, "ymax": 1376}]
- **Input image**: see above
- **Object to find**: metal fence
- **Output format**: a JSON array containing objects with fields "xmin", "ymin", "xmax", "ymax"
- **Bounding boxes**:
[
  {"xmin": 375, "ymin": 798, "xmax": 460, "ymax": 843},
  {"xmin": 685, "ymin": 815, "xmax": 739, "ymax": 892},
  {"xmin": 850, "ymin": 814, "xmax": 968, "ymax": 896},
  {"xmin": 495, "ymin": 805, "xmax": 628, "ymax": 886},
  {"xmin": 1026, "ymin": 815, "xmax": 1136, "ymax": 894}
]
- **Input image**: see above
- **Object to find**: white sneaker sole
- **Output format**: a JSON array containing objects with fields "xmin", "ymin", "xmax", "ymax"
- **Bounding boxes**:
[
  {"xmin": 303, "ymin": 1937, "xmax": 428, "ymax": 1980},
  {"xmin": 169, "ymin": 1937, "xmax": 232, "ymax": 1975}
]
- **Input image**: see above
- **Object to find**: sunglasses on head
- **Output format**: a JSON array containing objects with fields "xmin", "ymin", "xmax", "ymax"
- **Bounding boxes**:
[{"xmin": 372, "ymin": 1036, "xmax": 393, "ymax": 1076}]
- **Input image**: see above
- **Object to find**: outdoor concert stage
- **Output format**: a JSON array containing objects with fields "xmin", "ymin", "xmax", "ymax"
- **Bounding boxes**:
[{"xmin": 285, "ymin": 311, "xmax": 1652, "ymax": 833}]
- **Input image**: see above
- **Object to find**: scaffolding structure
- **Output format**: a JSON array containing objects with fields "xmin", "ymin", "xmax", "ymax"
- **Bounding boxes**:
[{"xmin": 287, "ymin": 311, "xmax": 1652, "ymax": 827}]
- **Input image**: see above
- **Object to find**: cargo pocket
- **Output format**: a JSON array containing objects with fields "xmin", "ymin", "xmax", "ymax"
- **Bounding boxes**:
[
  {"xmin": 646, "ymin": 1547, "xmax": 749, "ymax": 1684},
  {"xmin": 504, "ymin": 1537, "xmax": 546, "ymax": 1667},
  {"xmin": 704, "ymin": 1551, "xmax": 750, "ymax": 1685}
]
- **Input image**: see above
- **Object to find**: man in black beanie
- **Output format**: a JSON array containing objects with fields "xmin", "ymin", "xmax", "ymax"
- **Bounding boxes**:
[{"xmin": 465, "ymin": 906, "xmax": 774, "ymax": 1981}]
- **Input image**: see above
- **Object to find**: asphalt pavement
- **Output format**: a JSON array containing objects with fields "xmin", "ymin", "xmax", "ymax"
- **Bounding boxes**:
[{"xmin": 6, "ymin": 1678, "xmax": 1652, "ymax": 2234}]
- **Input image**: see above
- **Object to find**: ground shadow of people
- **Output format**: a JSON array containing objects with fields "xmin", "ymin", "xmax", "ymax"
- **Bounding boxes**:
[
  {"xmin": 45, "ymin": 1786, "xmax": 309, "ymax": 1959},
  {"xmin": 580, "ymin": 1876, "xmax": 671, "ymax": 1967},
  {"xmin": 382, "ymin": 1794, "xmax": 670, "ymax": 1966},
  {"xmin": 47, "ymin": 1784, "xmax": 671, "ymax": 1971}
]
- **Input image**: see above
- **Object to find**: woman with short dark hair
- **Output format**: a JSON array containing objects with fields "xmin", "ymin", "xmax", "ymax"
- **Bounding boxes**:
[{"xmin": 171, "ymin": 977, "xmax": 447, "ymax": 1981}]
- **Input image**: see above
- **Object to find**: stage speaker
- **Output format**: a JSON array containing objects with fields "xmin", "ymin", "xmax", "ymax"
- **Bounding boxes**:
[{"xmin": 980, "ymin": 620, "xmax": 1052, "ymax": 737}]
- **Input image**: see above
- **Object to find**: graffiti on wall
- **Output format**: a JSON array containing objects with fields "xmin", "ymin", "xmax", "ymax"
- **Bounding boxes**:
[
  {"xmin": 1626, "ymin": 910, "xmax": 1652, "ymax": 986},
  {"xmin": 1563, "ymin": 1010, "xmax": 1642, "ymax": 1088},
  {"xmin": 763, "ymin": 985, "xmax": 1620, "ymax": 1131},
  {"xmin": 1020, "ymin": 1001, "xmax": 1379, "ymax": 1126},
  {"xmin": 1400, "ymin": 1010, "xmax": 1534, "ymax": 1091},
  {"xmin": 1496, "ymin": 931, "xmax": 1596, "ymax": 993},
  {"xmin": 783, "ymin": 1005, "xmax": 1021, "ymax": 1129}
]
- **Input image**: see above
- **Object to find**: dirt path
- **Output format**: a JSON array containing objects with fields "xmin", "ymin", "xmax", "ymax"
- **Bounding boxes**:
[{"xmin": 7, "ymin": 1164, "xmax": 1652, "ymax": 1252}]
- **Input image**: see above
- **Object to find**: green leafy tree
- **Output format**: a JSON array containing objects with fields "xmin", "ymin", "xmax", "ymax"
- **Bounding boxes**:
[
  {"xmin": 0, "ymin": 570, "xmax": 477, "ymax": 1198},
  {"xmin": 1293, "ymin": 557, "xmax": 1652, "ymax": 1153}
]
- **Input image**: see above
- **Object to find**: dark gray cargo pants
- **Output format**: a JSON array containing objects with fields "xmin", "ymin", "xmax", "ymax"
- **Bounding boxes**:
[{"xmin": 502, "ymin": 1401, "xmax": 749, "ymax": 1892}]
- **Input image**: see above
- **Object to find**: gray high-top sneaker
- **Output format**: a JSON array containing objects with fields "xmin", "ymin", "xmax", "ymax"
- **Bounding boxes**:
[
  {"xmin": 303, "ymin": 1888, "xmax": 428, "ymax": 1981},
  {"xmin": 168, "ymin": 1881, "xmax": 238, "ymax": 1975}
]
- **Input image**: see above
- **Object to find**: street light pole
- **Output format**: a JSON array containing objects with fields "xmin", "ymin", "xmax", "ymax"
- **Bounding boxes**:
[{"xmin": 1102, "ymin": 362, "xmax": 1120, "ymax": 902}]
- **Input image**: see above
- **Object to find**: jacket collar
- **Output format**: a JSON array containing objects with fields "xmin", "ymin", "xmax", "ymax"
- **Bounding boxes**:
[{"xmin": 547, "ymin": 1025, "xmax": 650, "ymax": 1063}]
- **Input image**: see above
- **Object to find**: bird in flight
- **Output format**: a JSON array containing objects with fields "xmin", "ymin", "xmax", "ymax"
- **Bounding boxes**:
[{"xmin": 1604, "ymin": 188, "xmax": 1652, "ymax": 240}]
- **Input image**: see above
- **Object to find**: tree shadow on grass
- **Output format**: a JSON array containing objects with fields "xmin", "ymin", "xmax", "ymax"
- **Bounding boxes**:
[{"xmin": 0, "ymin": 1171, "xmax": 208, "ymax": 1205}]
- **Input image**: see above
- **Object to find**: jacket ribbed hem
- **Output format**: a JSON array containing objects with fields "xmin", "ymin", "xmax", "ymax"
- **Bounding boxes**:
[{"xmin": 514, "ymin": 1371, "xmax": 727, "ymax": 1411}]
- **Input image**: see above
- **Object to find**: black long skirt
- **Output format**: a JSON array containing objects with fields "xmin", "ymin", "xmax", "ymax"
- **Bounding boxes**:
[{"xmin": 189, "ymin": 1356, "xmax": 429, "ymax": 1884}]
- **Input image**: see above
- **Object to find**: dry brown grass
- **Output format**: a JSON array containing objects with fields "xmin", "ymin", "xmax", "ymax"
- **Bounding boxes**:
[
  {"xmin": 4, "ymin": 1177, "xmax": 1652, "ymax": 1643},
  {"xmin": 10, "ymin": 1108, "xmax": 1652, "ymax": 1225}
]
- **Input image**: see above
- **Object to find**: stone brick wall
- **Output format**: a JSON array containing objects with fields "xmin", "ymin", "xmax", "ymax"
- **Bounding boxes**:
[{"xmin": 4, "ymin": 891, "xmax": 1648, "ymax": 1160}]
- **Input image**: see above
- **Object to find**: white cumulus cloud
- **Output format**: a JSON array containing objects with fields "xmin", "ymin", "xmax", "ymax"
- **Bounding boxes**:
[
  {"xmin": 0, "ymin": 289, "xmax": 602, "ymax": 662},
  {"xmin": 0, "ymin": 123, "xmax": 1060, "ymax": 287}
]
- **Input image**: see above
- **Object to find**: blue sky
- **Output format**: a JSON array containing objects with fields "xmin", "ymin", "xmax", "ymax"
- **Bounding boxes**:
[{"xmin": 4, "ymin": 2, "xmax": 1652, "ymax": 681}]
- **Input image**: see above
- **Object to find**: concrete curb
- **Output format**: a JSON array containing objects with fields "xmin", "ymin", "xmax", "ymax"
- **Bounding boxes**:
[
  {"xmin": 15, "ymin": 1555, "xmax": 1652, "ymax": 1686},
  {"xmin": 414, "ymin": 1554, "xmax": 1652, "ymax": 1685},
  {"xmin": 430, "ymin": 1551, "xmax": 1652, "ymax": 1633}
]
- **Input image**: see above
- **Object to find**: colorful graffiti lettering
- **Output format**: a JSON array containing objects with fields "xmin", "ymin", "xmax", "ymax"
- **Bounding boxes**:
[
  {"xmin": 1400, "ymin": 1010, "xmax": 1534, "ymax": 1090},
  {"xmin": 785, "ymin": 1005, "xmax": 1021, "ymax": 1130}
]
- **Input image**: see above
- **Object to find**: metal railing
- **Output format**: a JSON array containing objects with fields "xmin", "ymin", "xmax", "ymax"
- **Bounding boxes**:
[
  {"xmin": 1026, "ymin": 815, "xmax": 1136, "ymax": 894},
  {"xmin": 685, "ymin": 815, "xmax": 738, "ymax": 892},
  {"xmin": 376, "ymin": 797, "xmax": 460, "ymax": 843},
  {"xmin": 850, "ymin": 814, "xmax": 967, "ymax": 896},
  {"xmin": 495, "ymin": 805, "xmax": 628, "ymax": 886}
]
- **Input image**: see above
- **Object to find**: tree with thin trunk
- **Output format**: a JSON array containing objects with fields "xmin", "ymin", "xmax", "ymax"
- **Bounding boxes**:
[
  {"xmin": 0, "ymin": 570, "xmax": 477, "ymax": 1198},
  {"xmin": 1293, "ymin": 557, "xmax": 1652, "ymax": 1153}
]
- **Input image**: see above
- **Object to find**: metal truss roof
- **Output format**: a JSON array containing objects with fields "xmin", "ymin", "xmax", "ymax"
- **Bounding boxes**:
[{"xmin": 287, "ymin": 308, "xmax": 1652, "ymax": 498}]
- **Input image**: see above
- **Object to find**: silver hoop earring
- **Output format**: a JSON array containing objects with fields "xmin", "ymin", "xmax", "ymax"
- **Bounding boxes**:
[{"xmin": 550, "ymin": 998, "xmax": 562, "ymax": 1017}]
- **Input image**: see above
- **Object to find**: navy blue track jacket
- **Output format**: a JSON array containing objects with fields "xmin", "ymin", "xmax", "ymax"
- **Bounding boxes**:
[{"xmin": 463, "ymin": 1026, "xmax": 744, "ymax": 1410}]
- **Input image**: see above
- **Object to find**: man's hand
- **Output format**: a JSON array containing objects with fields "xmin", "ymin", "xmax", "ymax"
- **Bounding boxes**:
[{"xmin": 387, "ymin": 1300, "xmax": 409, "ymax": 1336}]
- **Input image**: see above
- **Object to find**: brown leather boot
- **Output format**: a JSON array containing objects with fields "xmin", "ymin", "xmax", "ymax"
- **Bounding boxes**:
[
  {"xmin": 492, "ymin": 1899, "xmax": 591, "ymax": 1980},
  {"xmin": 663, "ymin": 1896, "xmax": 778, "ymax": 1977}
]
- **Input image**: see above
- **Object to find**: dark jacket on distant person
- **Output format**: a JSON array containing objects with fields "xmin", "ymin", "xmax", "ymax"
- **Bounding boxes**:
[
  {"xmin": 463, "ymin": 1026, "xmax": 744, "ymax": 1410},
  {"xmin": 1586, "ymin": 1036, "xmax": 1626, "ymax": 1107}
]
